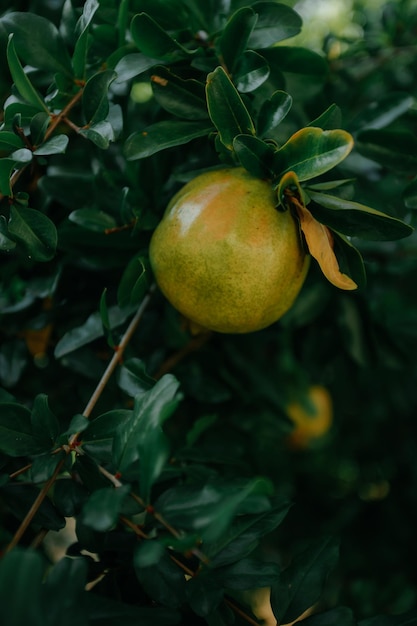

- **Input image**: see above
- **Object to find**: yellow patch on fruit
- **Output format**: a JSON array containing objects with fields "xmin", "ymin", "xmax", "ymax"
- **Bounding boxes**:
[
  {"xmin": 149, "ymin": 167, "xmax": 310, "ymax": 333},
  {"xmin": 286, "ymin": 385, "xmax": 333, "ymax": 449}
]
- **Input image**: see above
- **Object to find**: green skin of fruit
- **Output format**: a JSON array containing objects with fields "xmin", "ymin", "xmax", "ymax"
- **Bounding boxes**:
[{"xmin": 149, "ymin": 167, "xmax": 310, "ymax": 333}]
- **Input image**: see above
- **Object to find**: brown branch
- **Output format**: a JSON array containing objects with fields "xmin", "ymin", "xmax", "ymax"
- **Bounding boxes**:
[{"xmin": 44, "ymin": 87, "xmax": 84, "ymax": 143}]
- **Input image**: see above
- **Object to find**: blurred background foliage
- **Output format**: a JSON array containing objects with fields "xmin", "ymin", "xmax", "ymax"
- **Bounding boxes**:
[{"xmin": 0, "ymin": 0, "xmax": 417, "ymax": 622}]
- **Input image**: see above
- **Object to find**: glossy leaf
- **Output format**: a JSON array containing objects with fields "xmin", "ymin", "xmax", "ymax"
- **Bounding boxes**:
[
  {"xmin": 79, "ymin": 121, "xmax": 115, "ymax": 149},
  {"xmin": 82, "ymin": 485, "xmax": 131, "ymax": 531},
  {"xmin": 134, "ymin": 552, "xmax": 186, "ymax": 608},
  {"xmin": 273, "ymin": 127, "xmax": 354, "ymax": 182},
  {"xmin": 217, "ymin": 557, "xmax": 280, "ymax": 590},
  {"xmin": 117, "ymin": 255, "xmax": 150, "ymax": 307},
  {"xmin": 349, "ymin": 92, "xmax": 414, "ymax": 132},
  {"xmin": 185, "ymin": 570, "xmax": 224, "ymax": 617},
  {"xmin": 0, "ymin": 216, "xmax": 16, "ymax": 250},
  {"xmin": 247, "ymin": 2, "xmax": 302, "ymax": 48},
  {"xmin": 307, "ymin": 190, "xmax": 413, "ymax": 241},
  {"xmin": 0, "ymin": 549, "xmax": 44, "ymax": 626},
  {"xmin": 53, "ymin": 479, "xmax": 89, "ymax": 517},
  {"xmin": 257, "ymin": 90, "xmax": 292, "ymax": 138},
  {"xmin": 6, "ymin": 35, "xmax": 48, "ymax": 112},
  {"xmin": 206, "ymin": 66, "xmax": 255, "ymax": 150},
  {"xmin": 8, "ymin": 206, "xmax": 57, "ymax": 262},
  {"xmin": 82, "ymin": 409, "xmax": 132, "ymax": 462},
  {"xmin": 308, "ymin": 104, "xmax": 343, "ymax": 130},
  {"xmin": 31, "ymin": 393, "xmax": 60, "ymax": 448},
  {"xmin": 150, "ymin": 68, "xmax": 208, "ymax": 120},
  {"xmin": 124, "ymin": 120, "xmax": 213, "ymax": 160},
  {"xmin": 332, "ymin": 232, "xmax": 367, "ymax": 291},
  {"xmin": 114, "ymin": 53, "xmax": 159, "ymax": 82},
  {"xmin": 0, "ymin": 131, "xmax": 24, "ymax": 152},
  {"xmin": 0, "ymin": 402, "xmax": 43, "ymax": 456},
  {"xmin": 271, "ymin": 536, "xmax": 339, "ymax": 625},
  {"xmin": 0, "ymin": 158, "xmax": 15, "ymax": 196},
  {"xmin": 118, "ymin": 358, "xmax": 155, "ymax": 398},
  {"xmin": 134, "ymin": 540, "xmax": 166, "ymax": 568},
  {"xmin": 217, "ymin": 7, "xmax": 257, "ymax": 73},
  {"xmin": 68, "ymin": 208, "xmax": 117, "ymax": 233},
  {"xmin": 356, "ymin": 129, "xmax": 417, "ymax": 173},
  {"xmin": 54, "ymin": 304, "xmax": 135, "ymax": 358},
  {"xmin": 233, "ymin": 134, "xmax": 276, "ymax": 178},
  {"xmin": 33, "ymin": 135, "xmax": 69, "ymax": 156},
  {"xmin": 131, "ymin": 12, "xmax": 194, "ymax": 61},
  {"xmin": 0, "ymin": 12, "xmax": 73, "ymax": 76},
  {"xmin": 234, "ymin": 50, "xmax": 270, "ymax": 93},
  {"xmin": 72, "ymin": 0, "xmax": 100, "ymax": 79},
  {"xmin": 83, "ymin": 70, "xmax": 117, "ymax": 125},
  {"xmin": 113, "ymin": 374, "xmax": 180, "ymax": 498}
]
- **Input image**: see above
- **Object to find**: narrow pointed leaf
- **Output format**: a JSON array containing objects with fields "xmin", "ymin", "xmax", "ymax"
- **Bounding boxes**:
[
  {"xmin": 6, "ymin": 35, "xmax": 48, "ymax": 112},
  {"xmin": 31, "ymin": 393, "xmax": 60, "ymax": 448},
  {"xmin": 72, "ymin": 0, "xmax": 100, "ymax": 78},
  {"xmin": 273, "ymin": 127, "xmax": 354, "ymax": 182},
  {"xmin": 308, "ymin": 103, "xmax": 343, "ymax": 130},
  {"xmin": 83, "ymin": 70, "xmax": 117, "ymax": 125},
  {"xmin": 206, "ymin": 66, "xmax": 255, "ymax": 150},
  {"xmin": 332, "ymin": 231, "xmax": 367, "ymax": 291},
  {"xmin": 307, "ymin": 190, "xmax": 413, "ymax": 241},
  {"xmin": 124, "ymin": 120, "xmax": 213, "ymax": 160},
  {"xmin": 258, "ymin": 90, "xmax": 292, "ymax": 137},
  {"xmin": 217, "ymin": 7, "xmax": 258, "ymax": 73}
]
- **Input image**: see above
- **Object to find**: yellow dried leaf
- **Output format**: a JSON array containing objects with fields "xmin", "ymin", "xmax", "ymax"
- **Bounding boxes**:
[{"xmin": 289, "ymin": 193, "xmax": 357, "ymax": 291}]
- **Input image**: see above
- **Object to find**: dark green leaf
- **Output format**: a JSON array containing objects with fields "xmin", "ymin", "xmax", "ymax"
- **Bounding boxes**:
[
  {"xmin": 217, "ymin": 7, "xmax": 257, "ymax": 73},
  {"xmin": 272, "ymin": 127, "xmax": 354, "ymax": 182},
  {"xmin": 30, "ymin": 112, "xmax": 50, "ymax": 145},
  {"xmin": 134, "ymin": 552, "xmax": 186, "ymax": 608},
  {"xmin": 113, "ymin": 374, "xmax": 180, "ymax": 499},
  {"xmin": 271, "ymin": 536, "xmax": 339, "ymax": 625},
  {"xmin": 185, "ymin": 571, "xmax": 224, "ymax": 617},
  {"xmin": 79, "ymin": 121, "xmax": 115, "ymax": 149},
  {"xmin": 134, "ymin": 540, "xmax": 166, "ymax": 568},
  {"xmin": 151, "ymin": 68, "xmax": 208, "ymax": 120},
  {"xmin": 234, "ymin": 50, "xmax": 270, "ymax": 93},
  {"xmin": 233, "ymin": 134, "xmax": 276, "ymax": 178},
  {"xmin": 33, "ymin": 135, "xmax": 69, "ymax": 156},
  {"xmin": 308, "ymin": 104, "xmax": 343, "ymax": 130},
  {"xmin": 0, "ymin": 158, "xmax": 15, "ymax": 196},
  {"xmin": 118, "ymin": 358, "xmax": 155, "ymax": 398},
  {"xmin": 114, "ymin": 53, "xmax": 159, "ymax": 82},
  {"xmin": 403, "ymin": 177, "xmax": 417, "ymax": 209},
  {"xmin": 72, "ymin": 0, "xmax": 100, "ymax": 79},
  {"xmin": 185, "ymin": 414, "xmax": 217, "ymax": 447},
  {"xmin": 356, "ymin": 129, "xmax": 417, "ymax": 173},
  {"xmin": 218, "ymin": 557, "xmax": 280, "ymax": 590},
  {"xmin": 0, "ymin": 549, "xmax": 45, "ymax": 626},
  {"xmin": 332, "ymin": 232, "xmax": 367, "ymax": 291},
  {"xmin": 131, "ymin": 13, "xmax": 194, "ymax": 61},
  {"xmin": 360, "ymin": 609, "xmax": 417, "ymax": 626},
  {"xmin": 30, "ymin": 451, "xmax": 66, "ymax": 483},
  {"xmin": 54, "ymin": 304, "xmax": 135, "ymax": 358},
  {"xmin": 83, "ymin": 70, "xmax": 117, "ymax": 125},
  {"xmin": 301, "ymin": 607, "xmax": 356, "ymax": 626},
  {"xmin": 82, "ymin": 409, "xmax": 132, "ymax": 462},
  {"xmin": 31, "ymin": 393, "xmax": 60, "ymax": 447},
  {"xmin": 117, "ymin": 255, "xmax": 151, "ymax": 307},
  {"xmin": 8, "ymin": 206, "xmax": 57, "ymax": 262},
  {"xmin": 248, "ymin": 2, "xmax": 302, "ymax": 47},
  {"xmin": 0, "ymin": 340, "xmax": 27, "ymax": 387},
  {"xmin": 7, "ymin": 34, "xmax": 48, "ymax": 111},
  {"xmin": 81, "ymin": 485, "xmax": 131, "ymax": 532},
  {"xmin": 0, "ymin": 216, "xmax": 16, "ymax": 250},
  {"xmin": 68, "ymin": 208, "xmax": 117, "ymax": 232},
  {"xmin": 43, "ymin": 557, "xmax": 89, "ymax": 626},
  {"xmin": 257, "ymin": 90, "xmax": 292, "ymax": 138},
  {"xmin": 84, "ymin": 593, "xmax": 181, "ymax": 625},
  {"xmin": 261, "ymin": 46, "xmax": 328, "ymax": 76},
  {"xmin": 0, "ymin": 131, "xmax": 24, "ymax": 152},
  {"xmin": 307, "ymin": 190, "xmax": 413, "ymax": 240},
  {"xmin": 206, "ymin": 66, "xmax": 255, "ymax": 150},
  {"xmin": 1, "ymin": 12, "xmax": 73, "ymax": 76},
  {"xmin": 0, "ymin": 402, "xmax": 43, "ymax": 456},
  {"xmin": 53, "ymin": 479, "xmax": 89, "ymax": 517},
  {"xmin": 1, "ymin": 483, "xmax": 66, "ymax": 530},
  {"xmin": 349, "ymin": 92, "xmax": 414, "ymax": 132},
  {"xmin": 124, "ymin": 120, "xmax": 213, "ymax": 160}
]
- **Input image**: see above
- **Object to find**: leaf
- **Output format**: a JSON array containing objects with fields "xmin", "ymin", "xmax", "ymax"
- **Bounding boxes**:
[
  {"xmin": 308, "ymin": 104, "xmax": 343, "ymax": 130},
  {"xmin": 217, "ymin": 557, "xmax": 280, "ymax": 590},
  {"xmin": 300, "ymin": 606, "xmax": 356, "ymax": 625},
  {"xmin": 0, "ymin": 402, "xmax": 43, "ymax": 456},
  {"xmin": 84, "ymin": 593, "xmax": 181, "ymax": 625},
  {"xmin": 234, "ymin": 50, "xmax": 270, "ymax": 93},
  {"xmin": 134, "ymin": 552, "xmax": 186, "ymax": 608},
  {"xmin": 68, "ymin": 208, "xmax": 117, "ymax": 232},
  {"xmin": 113, "ymin": 374, "xmax": 180, "ymax": 499},
  {"xmin": 0, "ymin": 216, "xmax": 16, "ymax": 250},
  {"xmin": 217, "ymin": 7, "xmax": 258, "ymax": 73},
  {"xmin": 118, "ymin": 358, "xmax": 155, "ymax": 398},
  {"xmin": 150, "ymin": 68, "xmax": 208, "ymax": 120},
  {"xmin": 156, "ymin": 477, "xmax": 273, "ymax": 543},
  {"xmin": 43, "ymin": 557, "xmax": 89, "ymax": 626},
  {"xmin": 261, "ymin": 46, "xmax": 328, "ymax": 77},
  {"xmin": 72, "ymin": 0, "xmax": 100, "ymax": 79},
  {"xmin": 2, "ymin": 483, "xmax": 65, "ymax": 530},
  {"xmin": 81, "ymin": 485, "xmax": 131, "ymax": 532},
  {"xmin": 8, "ymin": 206, "xmax": 57, "ymax": 262},
  {"xmin": 356, "ymin": 129, "xmax": 417, "ymax": 173},
  {"xmin": 114, "ymin": 52, "xmax": 159, "ymax": 83},
  {"xmin": 233, "ymin": 134, "xmax": 276, "ymax": 179},
  {"xmin": 131, "ymin": 12, "xmax": 194, "ymax": 61},
  {"xmin": 206, "ymin": 66, "xmax": 255, "ymax": 150},
  {"xmin": 360, "ymin": 609, "xmax": 417, "ymax": 626},
  {"xmin": 257, "ymin": 90, "xmax": 293, "ymax": 138},
  {"xmin": 83, "ymin": 70, "xmax": 117, "ymax": 125},
  {"xmin": 0, "ymin": 159, "xmax": 15, "ymax": 196},
  {"xmin": 273, "ymin": 127, "xmax": 354, "ymax": 182},
  {"xmin": 82, "ymin": 409, "xmax": 132, "ymax": 462},
  {"xmin": 117, "ymin": 255, "xmax": 151, "ymax": 307},
  {"xmin": 332, "ymin": 232, "xmax": 367, "ymax": 291},
  {"xmin": 124, "ymin": 120, "xmax": 213, "ymax": 160},
  {"xmin": 349, "ymin": 91, "xmax": 414, "ymax": 132},
  {"xmin": 278, "ymin": 172, "xmax": 357, "ymax": 290},
  {"xmin": 307, "ymin": 190, "xmax": 413, "ymax": 241},
  {"xmin": 271, "ymin": 536, "xmax": 340, "ymax": 625},
  {"xmin": 54, "ymin": 304, "xmax": 135, "ymax": 358},
  {"xmin": 6, "ymin": 35, "xmax": 48, "ymax": 112},
  {"xmin": 0, "ymin": 131, "xmax": 24, "ymax": 152},
  {"xmin": 247, "ymin": 2, "xmax": 302, "ymax": 48},
  {"xmin": 403, "ymin": 177, "xmax": 417, "ymax": 209},
  {"xmin": 134, "ymin": 540, "xmax": 166, "ymax": 568},
  {"xmin": 0, "ymin": 12, "xmax": 73, "ymax": 76},
  {"xmin": 0, "ymin": 549, "xmax": 45, "ymax": 626},
  {"xmin": 33, "ymin": 135, "xmax": 69, "ymax": 156},
  {"xmin": 31, "ymin": 393, "xmax": 60, "ymax": 448},
  {"xmin": 79, "ymin": 120, "xmax": 115, "ymax": 149}
]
